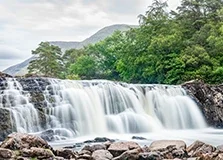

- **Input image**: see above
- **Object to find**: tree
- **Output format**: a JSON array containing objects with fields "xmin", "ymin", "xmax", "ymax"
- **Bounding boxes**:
[
  {"xmin": 68, "ymin": 55, "xmax": 97, "ymax": 79},
  {"xmin": 28, "ymin": 42, "xmax": 63, "ymax": 77}
]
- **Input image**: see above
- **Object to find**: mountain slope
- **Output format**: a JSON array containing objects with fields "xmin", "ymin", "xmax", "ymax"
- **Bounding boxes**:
[{"xmin": 3, "ymin": 24, "xmax": 137, "ymax": 76}]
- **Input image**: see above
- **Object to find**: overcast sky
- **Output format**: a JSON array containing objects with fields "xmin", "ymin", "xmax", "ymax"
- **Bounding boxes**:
[{"xmin": 0, "ymin": 0, "xmax": 181, "ymax": 71}]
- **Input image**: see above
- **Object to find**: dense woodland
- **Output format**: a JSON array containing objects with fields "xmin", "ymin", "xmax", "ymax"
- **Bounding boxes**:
[{"xmin": 28, "ymin": 0, "xmax": 223, "ymax": 84}]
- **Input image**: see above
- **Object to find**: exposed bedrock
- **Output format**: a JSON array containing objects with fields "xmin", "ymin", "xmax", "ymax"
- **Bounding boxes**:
[{"xmin": 183, "ymin": 80, "xmax": 223, "ymax": 128}]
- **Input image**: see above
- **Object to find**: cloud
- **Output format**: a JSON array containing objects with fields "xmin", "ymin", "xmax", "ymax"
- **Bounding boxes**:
[
  {"xmin": 0, "ymin": 45, "xmax": 24, "ymax": 59},
  {"xmin": 0, "ymin": 0, "xmax": 181, "ymax": 70}
]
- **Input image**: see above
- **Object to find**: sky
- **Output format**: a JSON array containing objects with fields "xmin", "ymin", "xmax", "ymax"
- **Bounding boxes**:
[{"xmin": 0, "ymin": 0, "xmax": 181, "ymax": 71}]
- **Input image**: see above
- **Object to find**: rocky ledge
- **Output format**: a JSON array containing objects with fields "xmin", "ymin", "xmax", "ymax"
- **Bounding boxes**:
[
  {"xmin": 183, "ymin": 80, "xmax": 223, "ymax": 128},
  {"xmin": 0, "ymin": 133, "xmax": 223, "ymax": 160}
]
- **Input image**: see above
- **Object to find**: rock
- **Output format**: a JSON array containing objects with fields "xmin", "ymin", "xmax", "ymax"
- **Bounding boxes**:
[
  {"xmin": 215, "ymin": 153, "xmax": 223, "ymax": 160},
  {"xmin": 217, "ymin": 145, "xmax": 223, "ymax": 152},
  {"xmin": 149, "ymin": 140, "xmax": 186, "ymax": 151},
  {"xmin": 0, "ymin": 108, "xmax": 13, "ymax": 141},
  {"xmin": 21, "ymin": 147, "xmax": 54, "ymax": 159},
  {"xmin": 16, "ymin": 157, "xmax": 30, "ymax": 160},
  {"xmin": 84, "ymin": 137, "xmax": 115, "ymax": 144},
  {"xmin": 0, "ymin": 148, "xmax": 13, "ymax": 159},
  {"xmin": 113, "ymin": 148, "xmax": 141, "ymax": 160},
  {"xmin": 40, "ymin": 129, "xmax": 55, "ymax": 142},
  {"xmin": 54, "ymin": 156, "xmax": 65, "ymax": 160},
  {"xmin": 187, "ymin": 140, "xmax": 216, "ymax": 157},
  {"xmin": 0, "ymin": 133, "xmax": 52, "ymax": 150},
  {"xmin": 82, "ymin": 144, "xmax": 106, "ymax": 153},
  {"xmin": 79, "ymin": 150, "xmax": 91, "ymax": 156},
  {"xmin": 132, "ymin": 136, "xmax": 147, "ymax": 140},
  {"xmin": 108, "ymin": 141, "xmax": 140, "ymax": 157},
  {"xmin": 183, "ymin": 81, "xmax": 223, "ymax": 128},
  {"xmin": 54, "ymin": 149, "xmax": 77, "ymax": 159},
  {"xmin": 94, "ymin": 137, "xmax": 115, "ymax": 143},
  {"xmin": 92, "ymin": 150, "xmax": 113, "ymax": 160},
  {"xmin": 0, "ymin": 72, "xmax": 12, "ymax": 78},
  {"xmin": 138, "ymin": 152, "xmax": 162, "ymax": 160},
  {"xmin": 77, "ymin": 153, "xmax": 92, "ymax": 159}
]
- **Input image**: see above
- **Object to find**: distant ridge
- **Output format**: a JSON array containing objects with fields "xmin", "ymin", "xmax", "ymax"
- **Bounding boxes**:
[{"xmin": 3, "ymin": 24, "xmax": 137, "ymax": 76}]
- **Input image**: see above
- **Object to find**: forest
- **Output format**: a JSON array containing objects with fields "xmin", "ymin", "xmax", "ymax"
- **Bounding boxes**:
[{"xmin": 28, "ymin": 0, "xmax": 223, "ymax": 84}]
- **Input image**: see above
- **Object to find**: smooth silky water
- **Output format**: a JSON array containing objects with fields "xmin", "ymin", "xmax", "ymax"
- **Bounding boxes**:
[{"xmin": 1, "ymin": 78, "xmax": 222, "ymax": 147}]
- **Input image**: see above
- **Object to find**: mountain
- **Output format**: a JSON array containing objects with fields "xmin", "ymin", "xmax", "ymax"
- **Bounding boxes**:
[{"xmin": 3, "ymin": 24, "xmax": 137, "ymax": 76}]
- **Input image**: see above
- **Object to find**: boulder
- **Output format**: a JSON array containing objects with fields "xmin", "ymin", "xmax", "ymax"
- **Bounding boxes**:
[
  {"xmin": 217, "ymin": 145, "xmax": 223, "ymax": 152},
  {"xmin": 187, "ymin": 140, "xmax": 216, "ymax": 157},
  {"xmin": 82, "ymin": 144, "xmax": 106, "ymax": 153},
  {"xmin": 132, "ymin": 136, "xmax": 147, "ymax": 140},
  {"xmin": 113, "ymin": 148, "xmax": 141, "ymax": 160},
  {"xmin": 54, "ymin": 149, "xmax": 77, "ymax": 159},
  {"xmin": 149, "ymin": 140, "xmax": 186, "ymax": 151},
  {"xmin": 21, "ymin": 147, "xmax": 54, "ymax": 159},
  {"xmin": 138, "ymin": 152, "xmax": 162, "ymax": 160},
  {"xmin": 0, "ymin": 148, "xmax": 13, "ymax": 159},
  {"xmin": 108, "ymin": 141, "xmax": 140, "ymax": 157},
  {"xmin": 0, "ymin": 133, "xmax": 52, "ymax": 150},
  {"xmin": 92, "ymin": 150, "xmax": 113, "ymax": 160},
  {"xmin": 215, "ymin": 153, "xmax": 223, "ymax": 160}
]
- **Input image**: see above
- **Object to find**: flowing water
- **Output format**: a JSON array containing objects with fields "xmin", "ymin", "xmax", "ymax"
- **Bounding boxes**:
[{"xmin": 1, "ymin": 78, "xmax": 222, "ymax": 146}]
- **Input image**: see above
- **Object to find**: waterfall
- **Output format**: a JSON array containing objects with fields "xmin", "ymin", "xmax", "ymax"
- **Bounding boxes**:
[
  {"xmin": 0, "ymin": 78, "xmax": 41, "ymax": 133},
  {"xmin": 0, "ymin": 78, "xmax": 207, "ymax": 139}
]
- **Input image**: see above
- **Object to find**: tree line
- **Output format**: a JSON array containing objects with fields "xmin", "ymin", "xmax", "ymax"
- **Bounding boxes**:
[{"xmin": 28, "ymin": 0, "xmax": 223, "ymax": 84}]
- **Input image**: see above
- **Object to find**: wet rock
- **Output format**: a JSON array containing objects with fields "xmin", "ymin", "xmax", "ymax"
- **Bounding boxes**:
[
  {"xmin": 0, "ymin": 108, "xmax": 13, "ymax": 141},
  {"xmin": 82, "ymin": 144, "xmax": 106, "ymax": 153},
  {"xmin": 132, "ymin": 136, "xmax": 147, "ymax": 140},
  {"xmin": 40, "ymin": 129, "xmax": 55, "ymax": 142},
  {"xmin": 0, "ymin": 133, "xmax": 52, "ymax": 150},
  {"xmin": 113, "ymin": 148, "xmax": 141, "ymax": 160},
  {"xmin": 183, "ymin": 81, "xmax": 223, "ymax": 128},
  {"xmin": 92, "ymin": 150, "xmax": 113, "ymax": 160},
  {"xmin": 187, "ymin": 140, "xmax": 216, "ymax": 157},
  {"xmin": 0, "ymin": 72, "xmax": 12, "ymax": 78},
  {"xmin": 149, "ymin": 140, "xmax": 186, "ymax": 151},
  {"xmin": 84, "ymin": 137, "xmax": 115, "ymax": 144},
  {"xmin": 54, "ymin": 149, "xmax": 77, "ymax": 159},
  {"xmin": 108, "ymin": 141, "xmax": 140, "ymax": 157},
  {"xmin": 94, "ymin": 137, "xmax": 115, "ymax": 143},
  {"xmin": 0, "ymin": 148, "xmax": 13, "ymax": 159}
]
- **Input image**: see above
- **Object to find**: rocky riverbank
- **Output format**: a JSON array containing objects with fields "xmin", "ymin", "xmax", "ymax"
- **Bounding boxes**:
[
  {"xmin": 0, "ymin": 133, "xmax": 222, "ymax": 160},
  {"xmin": 183, "ymin": 80, "xmax": 223, "ymax": 128}
]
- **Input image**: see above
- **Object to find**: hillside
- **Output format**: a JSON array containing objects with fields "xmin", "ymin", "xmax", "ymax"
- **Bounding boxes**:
[{"xmin": 3, "ymin": 24, "xmax": 137, "ymax": 76}]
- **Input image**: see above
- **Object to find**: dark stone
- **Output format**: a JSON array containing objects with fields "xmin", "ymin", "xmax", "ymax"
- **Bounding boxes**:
[
  {"xmin": 132, "ymin": 136, "xmax": 147, "ymax": 140},
  {"xmin": 54, "ymin": 149, "xmax": 77, "ymax": 159},
  {"xmin": 183, "ymin": 80, "xmax": 223, "ymax": 128},
  {"xmin": 0, "ymin": 108, "xmax": 13, "ymax": 141},
  {"xmin": 40, "ymin": 129, "xmax": 55, "ymax": 142}
]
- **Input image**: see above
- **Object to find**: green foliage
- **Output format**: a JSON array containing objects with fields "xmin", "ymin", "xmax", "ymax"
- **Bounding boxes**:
[
  {"xmin": 68, "ymin": 56, "xmax": 97, "ymax": 79},
  {"xmin": 28, "ymin": 0, "xmax": 223, "ymax": 84},
  {"xmin": 28, "ymin": 42, "xmax": 63, "ymax": 78}
]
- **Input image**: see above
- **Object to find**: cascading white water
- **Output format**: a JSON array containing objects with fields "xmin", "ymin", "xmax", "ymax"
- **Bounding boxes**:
[
  {"xmin": 0, "ymin": 78, "xmax": 207, "ymax": 139},
  {"xmin": 0, "ymin": 78, "xmax": 40, "ymax": 133}
]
